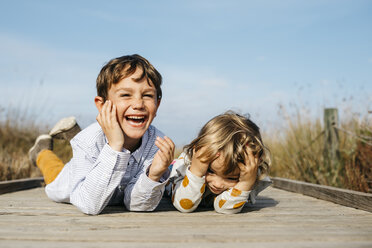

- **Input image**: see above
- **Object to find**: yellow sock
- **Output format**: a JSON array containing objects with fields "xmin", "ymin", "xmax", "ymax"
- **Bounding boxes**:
[{"xmin": 36, "ymin": 150, "xmax": 65, "ymax": 185}]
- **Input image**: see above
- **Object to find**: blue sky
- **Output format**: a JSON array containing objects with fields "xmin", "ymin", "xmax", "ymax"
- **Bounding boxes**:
[{"xmin": 0, "ymin": 0, "xmax": 371, "ymax": 146}]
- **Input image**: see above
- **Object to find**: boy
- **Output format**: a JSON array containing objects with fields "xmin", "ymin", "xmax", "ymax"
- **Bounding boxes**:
[{"xmin": 29, "ymin": 54, "xmax": 175, "ymax": 215}]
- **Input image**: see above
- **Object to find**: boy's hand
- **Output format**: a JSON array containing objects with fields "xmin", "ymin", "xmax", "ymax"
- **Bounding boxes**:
[
  {"xmin": 148, "ymin": 136, "xmax": 175, "ymax": 182},
  {"xmin": 235, "ymin": 147, "xmax": 259, "ymax": 191},
  {"xmin": 189, "ymin": 148, "xmax": 210, "ymax": 177},
  {"xmin": 96, "ymin": 100, "xmax": 124, "ymax": 152}
]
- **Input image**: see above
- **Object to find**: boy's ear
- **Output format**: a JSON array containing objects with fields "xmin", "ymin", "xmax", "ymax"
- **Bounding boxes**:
[
  {"xmin": 156, "ymin": 98, "xmax": 161, "ymax": 108},
  {"xmin": 94, "ymin": 96, "xmax": 105, "ymax": 112}
]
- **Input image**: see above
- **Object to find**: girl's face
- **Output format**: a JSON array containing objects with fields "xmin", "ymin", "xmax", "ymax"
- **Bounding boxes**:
[{"xmin": 205, "ymin": 153, "xmax": 240, "ymax": 194}]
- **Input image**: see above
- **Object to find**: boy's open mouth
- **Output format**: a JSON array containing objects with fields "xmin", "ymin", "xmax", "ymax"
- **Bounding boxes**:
[{"xmin": 125, "ymin": 115, "xmax": 147, "ymax": 125}]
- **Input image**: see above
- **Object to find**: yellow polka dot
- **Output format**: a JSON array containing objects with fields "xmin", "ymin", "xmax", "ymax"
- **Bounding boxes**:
[
  {"xmin": 179, "ymin": 198, "xmax": 194, "ymax": 210},
  {"xmin": 182, "ymin": 175, "xmax": 189, "ymax": 187},
  {"xmin": 200, "ymin": 183, "xmax": 206, "ymax": 193},
  {"xmin": 233, "ymin": 201, "xmax": 246, "ymax": 209},
  {"xmin": 231, "ymin": 188, "xmax": 242, "ymax": 197},
  {"xmin": 179, "ymin": 157, "xmax": 184, "ymax": 159},
  {"xmin": 219, "ymin": 199, "xmax": 226, "ymax": 208}
]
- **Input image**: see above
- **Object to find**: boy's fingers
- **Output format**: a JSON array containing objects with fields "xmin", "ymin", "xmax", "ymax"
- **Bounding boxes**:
[
  {"xmin": 156, "ymin": 137, "xmax": 173, "ymax": 154},
  {"xmin": 163, "ymin": 136, "xmax": 175, "ymax": 150},
  {"xmin": 155, "ymin": 149, "xmax": 167, "ymax": 163},
  {"xmin": 100, "ymin": 101, "xmax": 109, "ymax": 122},
  {"xmin": 155, "ymin": 138, "xmax": 170, "ymax": 154},
  {"xmin": 111, "ymin": 104, "xmax": 118, "ymax": 123}
]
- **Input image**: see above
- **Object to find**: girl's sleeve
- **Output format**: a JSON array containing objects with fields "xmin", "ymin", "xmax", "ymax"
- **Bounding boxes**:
[
  {"xmin": 171, "ymin": 154, "xmax": 206, "ymax": 213},
  {"xmin": 214, "ymin": 188, "xmax": 250, "ymax": 214}
]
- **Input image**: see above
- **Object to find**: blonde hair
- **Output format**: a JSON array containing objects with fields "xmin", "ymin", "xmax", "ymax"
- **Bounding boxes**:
[{"xmin": 184, "ymin": 111, "xmax": 271, "ymax": 180}]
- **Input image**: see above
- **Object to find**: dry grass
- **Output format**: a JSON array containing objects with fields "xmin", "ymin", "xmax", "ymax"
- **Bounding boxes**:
[
  {"xmin": 1, "ymin": 103, "xmax": 371, "ymax": 194},
  {"xmin": 266, "ymin": 105, "xmax": 371, "ymax": 193},
  {"xmin": 0, "ymin": 106, "xmax": 72, "ymax": 181}
]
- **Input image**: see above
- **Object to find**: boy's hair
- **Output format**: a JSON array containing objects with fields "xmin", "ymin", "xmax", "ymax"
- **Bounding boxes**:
[
  {"xmin": 96, "ymin": 54, "xmax": 162, "ymax": 101},
  {"xmin": 184, "ymin": 111, "xmax": 271, "ymax": 180}
]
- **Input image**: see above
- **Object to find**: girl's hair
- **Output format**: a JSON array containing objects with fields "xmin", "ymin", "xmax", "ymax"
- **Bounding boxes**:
[{"xmin": 184, "ymin": 111, "xmax": 271, "ymax": 180}]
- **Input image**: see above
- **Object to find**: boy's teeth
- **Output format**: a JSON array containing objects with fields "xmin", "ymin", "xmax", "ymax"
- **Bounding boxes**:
[
  {"xmin": 126, "ymin": 116, "xmax": 146, "ymax": 123},
  {"xmin": 127, "ymin": 116, "xmax": 144, "ymax": 119}
]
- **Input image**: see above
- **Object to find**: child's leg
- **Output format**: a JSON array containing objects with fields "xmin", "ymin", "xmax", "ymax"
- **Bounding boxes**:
[
  {"xmin": 36, "ymin": 150, "xmax": 65, "ymax": 185},
  {"xmin": 29, "ymin": 116, "xmax": 79, "ymax": 184}
]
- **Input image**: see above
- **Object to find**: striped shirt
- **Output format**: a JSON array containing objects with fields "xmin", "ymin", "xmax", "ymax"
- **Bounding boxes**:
[{"xmin": 45, "ymin": 122, "xmax": 169, "ymax": 215}]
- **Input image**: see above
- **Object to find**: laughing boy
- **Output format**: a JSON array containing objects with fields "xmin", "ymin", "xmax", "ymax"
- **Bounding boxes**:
[{"xmin": 28, "ymin": 54, "xmax": 175, "ymax": 215}]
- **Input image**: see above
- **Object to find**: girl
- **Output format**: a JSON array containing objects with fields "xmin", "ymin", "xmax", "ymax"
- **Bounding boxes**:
[{"xmin": 169, "ymin": 111, "xmax": 272, "ymax": 214}]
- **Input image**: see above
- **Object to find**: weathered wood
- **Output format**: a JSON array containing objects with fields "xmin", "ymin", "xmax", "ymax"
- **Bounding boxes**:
[
  {"xmin": 0, "ymin": 187, "xmax": 371, "ymax": 247},
  {"xmin": 323, "ymin": 108, "xmax": 340, "ymax": 184},
  {"xmin": 272, "ymin": 177, "xmax": 372, "ymax": 212},
  {"xmin": 0, "ymin": 177, "xmax": 43, "ymax": 195}
]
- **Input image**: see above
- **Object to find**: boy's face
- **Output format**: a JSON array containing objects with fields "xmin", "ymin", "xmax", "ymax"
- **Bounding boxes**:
[
  {"xmin": 98, "ymin": 68, "xmax": 160, "ymax": 149},
  {"xmin": 205, "ymin": 153, "xmax": 240, "ymax": 194}
]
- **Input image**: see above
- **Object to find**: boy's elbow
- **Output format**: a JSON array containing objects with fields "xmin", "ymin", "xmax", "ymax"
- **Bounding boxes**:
[
  {"xmin": 82, "ymin": 207, "xmax": 102, "ymax": 215},
  {"xmin": 75, "ymin": 204, "xmax": 103, "ymax": 215},
  {"xmin": 124, "ymin": 201, "xmax": 157, "ymax": 212},
  {"xmin": 70, "ymin": 196, "xmax": 103, "ymax": 215}
]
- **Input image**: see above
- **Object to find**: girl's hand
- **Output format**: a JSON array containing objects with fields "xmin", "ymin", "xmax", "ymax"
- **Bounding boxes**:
[
  {"xmin": 148, "ymin": 136, "xmax": 175, "ymax": 182},
  {"xmin": 96, "ymin": 100, "xmax": 124, "ymax": 151},
  {"xmin": 234, "ymin": 147, "xmax": 259, "ymax": 191},
  {"xmin": 189, "ymin": 148, "xmax": 210, "ymax": 177}
]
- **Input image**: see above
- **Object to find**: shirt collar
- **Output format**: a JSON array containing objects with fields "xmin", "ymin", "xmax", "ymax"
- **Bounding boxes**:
[
  {"xmin": 130, "ymin": 130, "xmax": 149, "ymax": 163},
  {"xmin": 102, "ymin": 128, "xmax": 149, "ymax": 164}
]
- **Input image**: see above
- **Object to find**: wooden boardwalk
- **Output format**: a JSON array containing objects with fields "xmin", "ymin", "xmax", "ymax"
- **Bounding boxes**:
[{"xmin": 0, "ymin": 186, "xmax": 371, "ymax": 248}]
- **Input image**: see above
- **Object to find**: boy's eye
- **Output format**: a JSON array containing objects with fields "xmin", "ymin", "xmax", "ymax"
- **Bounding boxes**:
[
  {"xmin": 227, "ymin": 177, "xmax": 239, "ymax": 181},
  {"xmin": 144, "ymin": 94, "xmax": 155, "ymax": 98},
  {"xmin": 120, "ymin": 94, "xmax": 130, "ymax": 97}
]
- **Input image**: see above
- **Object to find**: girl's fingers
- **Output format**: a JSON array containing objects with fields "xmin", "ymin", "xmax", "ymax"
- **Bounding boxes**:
[
  {"xmin": 237, "ymin": 162, "xmax": 247, "ymax": 172},
  {"xmin": 246, "ymin": 148, "xmax": 257, "ymax": 168}
]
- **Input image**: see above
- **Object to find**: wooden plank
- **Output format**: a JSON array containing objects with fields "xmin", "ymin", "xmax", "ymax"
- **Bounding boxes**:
[
  {"xmin": 0, "ymin": 187, "xmax": 371, "ymax": 247},
  {"xmin": 272, "ymin": 177, "xmax": 372, "ymax": 212},
  {"xmin": 0, "ymin": 177, "xmax": 44, "ymax": 195}
]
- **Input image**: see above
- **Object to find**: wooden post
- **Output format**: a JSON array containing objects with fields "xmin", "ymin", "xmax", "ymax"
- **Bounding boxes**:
[{"xmin": 323, "ymin": 108, "xmax": 340, "ymax": 185}]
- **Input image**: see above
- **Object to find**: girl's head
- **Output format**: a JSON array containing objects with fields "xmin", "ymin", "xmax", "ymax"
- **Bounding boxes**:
[{"xmin": 184, "ymin": 111, "xmax": 271, "ymax": 194}]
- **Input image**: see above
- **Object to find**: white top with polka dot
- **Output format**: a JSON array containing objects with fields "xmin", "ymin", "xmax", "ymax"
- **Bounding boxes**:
[{"xmin": 169, "ymin": 152, "xmax": 272, "ymax": 214}]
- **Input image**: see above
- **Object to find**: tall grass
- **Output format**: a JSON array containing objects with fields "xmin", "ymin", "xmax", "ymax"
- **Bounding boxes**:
[
  {"xmin": 267, "ymin": 105, "xmax": 371, "ymax": 193},
  {"xmin": 1, "ymin": 102, "xmax": 371, "ymax": 194},
  {"xmin": 0, "ymin": 106, "xmax": 72, "ymax": 181}
]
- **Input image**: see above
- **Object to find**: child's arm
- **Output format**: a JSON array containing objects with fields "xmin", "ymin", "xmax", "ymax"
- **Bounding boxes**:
[
  {"xmin": 172, "ymin": 151, "xmax": 208, "ymax": 213},
  {"xmin": 95, "ymin": 100, "xmax": 124, "ymax": 152},
  {"xmin": 69, "ymin": 142, "xmax": 130, "ymax": 215},
  {"xmin": 148, "ymin": 136, "xmax": 175, "ymax": 182},
  {"xmin": 69, "ymin": 100, "xmax": 129, "ymax": 215},
  {"xmin": 214, "ymin": 147, "xmax": 258, "ymax": 214},
  {"xmin": 123, "ymin": 136, "xmax": 175, "ymax": 211}
]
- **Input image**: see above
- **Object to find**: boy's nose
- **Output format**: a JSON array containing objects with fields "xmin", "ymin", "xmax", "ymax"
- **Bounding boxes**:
[{"xmin": 132, "ymin": 98, "xmax": 145, "ymax": 109}]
